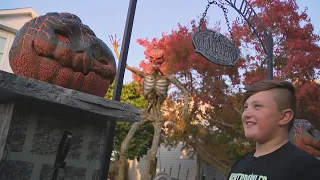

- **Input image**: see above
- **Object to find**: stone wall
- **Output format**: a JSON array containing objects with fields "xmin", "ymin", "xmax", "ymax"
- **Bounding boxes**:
[
  {"xmin": 0, "ymin": 100, "xmax": 107, "ymax": 180},
  {"xmin": 0, "ymin": 70, "xmax": 142, "ymax": 180}
]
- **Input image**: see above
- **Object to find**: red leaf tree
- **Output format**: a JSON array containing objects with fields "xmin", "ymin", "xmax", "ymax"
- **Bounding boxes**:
[
  {"xmin": 130, "ymin": 0, "xmax": 320, "ymax": 176},
  {"xmin": 232, "ymin": 0, "xmax": 320, "ymax": 127},
  {"xmin": 135, "ymin": 20, "xmax": 248, "ymax": 176}
]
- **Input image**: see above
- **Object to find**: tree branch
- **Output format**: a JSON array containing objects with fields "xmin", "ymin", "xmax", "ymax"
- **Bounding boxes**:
[
  {"xmin": 125, "ymin": 65, "xmax": 146, "ymax": 78},
  {"xmin": 120, "ymin": 118, "xmax": 150, "ymax": 153},
  {"xmin": 199, "ymin": 112, "xmax": 243, "ymax": 136},
  {"xmin": 213, "ymin": 118, "xmax": 243, "ymax": 136},
  {"xmin": 188, "ymin": 71, "xmax": 194, "ymax": 92},
  {"xmin": 117, "ymin": 118, "xmax": 150, "ymax": 180},
  {"xmin": 187, "ymin": 139, "xmax": 230, "ymax": 176},
  {"xmin": 167, "ymin": 75, "xmax": 190, "ymax": 120},
  {"xmin": 233, "ymin": 107, "xmax": 242, "ymax": 115}
]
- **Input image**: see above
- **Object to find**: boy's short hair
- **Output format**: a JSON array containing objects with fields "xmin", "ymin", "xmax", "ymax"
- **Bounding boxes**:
[{"xmin": 244, "ymin": 80, "xmax": 297, "ymax": 132}]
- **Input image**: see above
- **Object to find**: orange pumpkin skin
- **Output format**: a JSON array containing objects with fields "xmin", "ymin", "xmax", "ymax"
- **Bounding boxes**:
[
  {"xmin": 9, "ymin": 12, "xmax": 116, "ymax": 97},
  {"xmin": 289, "ymin": 119, "xmax": 320, "ymax": 158}
]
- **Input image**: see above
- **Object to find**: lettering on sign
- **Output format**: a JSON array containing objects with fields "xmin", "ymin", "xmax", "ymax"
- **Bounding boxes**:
[{"xmin": 192, "ymin": 29, "xmax": 239, "ymax": 66}]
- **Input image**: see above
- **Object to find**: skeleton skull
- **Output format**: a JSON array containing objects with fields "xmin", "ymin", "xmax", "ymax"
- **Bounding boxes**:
[{"xmin": 149, "ymin": 47, "xmax": 164, "ymax": 71}]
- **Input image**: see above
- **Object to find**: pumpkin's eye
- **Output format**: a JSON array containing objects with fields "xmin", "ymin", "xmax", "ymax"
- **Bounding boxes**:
[{"xmin": 55, "ymin": 30, "xmax": 70, "ymax": 43}]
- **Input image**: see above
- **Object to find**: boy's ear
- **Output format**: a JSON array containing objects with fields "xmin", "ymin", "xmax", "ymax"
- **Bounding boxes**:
[{"xmin": 279, "ymin": 109, "xmax": 294, "ymax": 126}]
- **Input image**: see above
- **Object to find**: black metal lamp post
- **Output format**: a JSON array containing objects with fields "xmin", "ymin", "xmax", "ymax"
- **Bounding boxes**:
[{"xmin": 99, "ymin": 0, "xmax": 138, "ymax": 179}]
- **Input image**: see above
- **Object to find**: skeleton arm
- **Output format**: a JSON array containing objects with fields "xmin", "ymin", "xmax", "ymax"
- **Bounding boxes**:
[
  {"xmin": 167, "ymin": 75, "xmax": 190, "ymax": 119},
  {"xmin": 109, "ymin": 35, "xmax": 145, "ymax": 78}
]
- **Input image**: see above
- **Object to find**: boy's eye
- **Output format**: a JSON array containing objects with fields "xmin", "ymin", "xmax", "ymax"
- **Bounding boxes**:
[
  {"xmin": 254, "ymin": 104, "xmax": 262, "ymax": 108},
  {"xmin": 242, "ymin": 106, "xmax": 248, "ymax": 112}
]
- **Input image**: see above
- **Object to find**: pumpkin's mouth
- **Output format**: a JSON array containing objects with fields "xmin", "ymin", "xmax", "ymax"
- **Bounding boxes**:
[
  {"xmin": 152, "ymin": 61, "xmax": 163, "ymax": 69},
  {"xmin": 31, "ymin": 40, "xmax": 115, "ymax": 80}
]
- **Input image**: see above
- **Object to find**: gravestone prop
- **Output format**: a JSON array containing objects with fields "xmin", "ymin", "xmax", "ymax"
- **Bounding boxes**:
[
  {"xmin": 0, "ymin": 12, "xmax": 141, "ymax": 179},
  {"xmin": 289, "ymin": 119, "xmax": 320, "ymax": 160},
  {"xmin": 0, "ymin": 70, "xmax": 141, "ymax": 179}
]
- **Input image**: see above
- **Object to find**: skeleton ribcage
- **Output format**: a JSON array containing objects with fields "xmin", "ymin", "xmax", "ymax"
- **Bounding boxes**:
[{"xmin": 143, "ymin": 75, "xmax": 169, "ymax": 98}]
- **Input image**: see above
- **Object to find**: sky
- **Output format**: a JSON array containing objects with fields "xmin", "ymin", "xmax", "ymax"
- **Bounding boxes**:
[{"xmin": 2, "ymin": 0, "xmax": 320, "ymax": 83}]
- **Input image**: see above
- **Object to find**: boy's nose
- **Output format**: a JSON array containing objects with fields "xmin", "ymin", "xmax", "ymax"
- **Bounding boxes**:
[{"xmin": 242, "ymin": 108, "xmax": 253, "ymax": 120}]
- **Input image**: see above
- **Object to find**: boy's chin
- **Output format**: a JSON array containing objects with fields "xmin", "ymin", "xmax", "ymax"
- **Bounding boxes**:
[
  {"xmin": 245, "ymin": 133, "xmax": 271, "ymax": 144},
  {"xmin": 245, "ymin": 136, "xmax": 257, "ymax": 142},
  {"xmin": 244, "ymin": 132, "xmax": 258, "ymax": 142}
]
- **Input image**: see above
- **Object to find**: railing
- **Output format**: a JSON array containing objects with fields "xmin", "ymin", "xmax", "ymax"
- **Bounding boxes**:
[
  {"xmin": 162, "ymin": 163, "xmax": 185, "ymax": 180},
  {"xmin": 161, "ymin": 164, "xmax": 226, "ymax": 180}
]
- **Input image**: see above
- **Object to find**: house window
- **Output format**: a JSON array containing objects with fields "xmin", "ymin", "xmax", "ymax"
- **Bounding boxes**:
[{"xmin": 0, "ymin": 36, "xmax": 7, "ymax": 63}]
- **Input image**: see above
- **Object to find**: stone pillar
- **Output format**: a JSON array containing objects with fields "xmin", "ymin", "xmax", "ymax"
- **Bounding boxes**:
[{"xmin": 0, "ymin": 70, "xmax": 141, "ymax": 180}]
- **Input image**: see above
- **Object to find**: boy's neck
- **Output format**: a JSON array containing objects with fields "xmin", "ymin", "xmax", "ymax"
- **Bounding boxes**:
[{"xmin": 254, "ymin": 134, "xmax": 289, "ymax": 157}]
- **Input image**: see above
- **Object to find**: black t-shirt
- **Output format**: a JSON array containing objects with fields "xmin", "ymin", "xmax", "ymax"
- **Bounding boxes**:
[{"xmin": 226, "ymin": 141, "xmax": 320, "ymax": 180}]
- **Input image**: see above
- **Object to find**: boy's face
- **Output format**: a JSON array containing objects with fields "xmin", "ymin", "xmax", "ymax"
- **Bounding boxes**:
[{"xmin": 242, "ymin": 90, "xmax": 284, "ymax": 143}]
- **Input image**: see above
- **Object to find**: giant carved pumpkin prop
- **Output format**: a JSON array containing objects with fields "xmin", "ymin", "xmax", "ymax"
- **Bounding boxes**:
[
  {"xmin": 289, "ymin": 119, "xmax": 320, "ymax": 158},
  {"xmin": 9, "ymin": 12, "xmax": 116, "ymax": 97}
]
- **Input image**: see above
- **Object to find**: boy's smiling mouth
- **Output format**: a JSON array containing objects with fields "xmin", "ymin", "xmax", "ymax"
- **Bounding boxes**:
[{"xmin": 246, "ymin": 121, "xmax": 257, "ymax": 126}]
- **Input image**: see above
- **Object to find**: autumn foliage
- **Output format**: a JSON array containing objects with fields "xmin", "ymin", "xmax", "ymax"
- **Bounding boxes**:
[
  {"xmin": 232, "ymin": 0, "xmax": 320, "ymax": 127},
  {"xmin": 134, "ymin": 19, "xmax": 248, "ymax": 173},
  {"xmin": 128, "ymin": 0, "xmax": 320, "ymax": 175}
]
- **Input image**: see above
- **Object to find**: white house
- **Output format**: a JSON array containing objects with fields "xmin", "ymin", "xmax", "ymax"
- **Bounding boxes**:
[
  {"xmin": 126, "ymin": 142, "xmax": 226, "ymax": 180},
  {"xmin": 0, "ymin": 7, "xmax": 39, "ymax": 73}
]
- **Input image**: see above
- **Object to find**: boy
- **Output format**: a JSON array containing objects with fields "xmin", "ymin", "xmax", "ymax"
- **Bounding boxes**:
[{"xmin": 227, "ymin": 80, "xmax": 320, "ymax": 180}]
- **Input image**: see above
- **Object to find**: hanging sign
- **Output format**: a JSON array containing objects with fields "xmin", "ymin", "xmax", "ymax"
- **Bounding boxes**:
[{"xmin": 192, "ymin": 28, "xmax": 239, "ymax": 66}]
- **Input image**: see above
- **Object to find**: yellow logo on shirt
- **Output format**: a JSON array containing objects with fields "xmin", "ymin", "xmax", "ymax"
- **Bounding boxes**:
[{"xmin": 228, "ymin": 173, "xmax": 267, "ymax": 180}]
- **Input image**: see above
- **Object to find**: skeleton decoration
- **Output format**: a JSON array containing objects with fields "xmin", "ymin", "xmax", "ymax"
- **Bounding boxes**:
[
  {"xmin": 142, "ymin": 47, "xmax": 169, "ymax": 110},
  {"xmin": 109, "ymin": 35, "xmax": 189, "ymax": 180}
]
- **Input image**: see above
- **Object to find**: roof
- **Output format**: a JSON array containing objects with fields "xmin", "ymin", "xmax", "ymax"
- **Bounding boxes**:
[
  {"xmin": 0, "ymin": 7, "xmax": 39, "ymax": 18},
  {"xmin": 0, "ymin": 7, "xmax": 39, "ymax": 33}
]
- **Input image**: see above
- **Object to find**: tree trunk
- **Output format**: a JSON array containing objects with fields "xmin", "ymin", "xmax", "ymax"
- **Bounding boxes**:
[
  {"xmin": 117, "ymin": 152, "xmax": 128, "ymax": 180},
  {"xmin": 190, "ymin": 141, "xmax": 230, "ymax": 176},
  {"xmin": 117, "ymin": 119, "xmax": 149, "ymax": 180},
  {"xmin": 143, "ymin": 121, "xmax": 163, "ymax": 180}
]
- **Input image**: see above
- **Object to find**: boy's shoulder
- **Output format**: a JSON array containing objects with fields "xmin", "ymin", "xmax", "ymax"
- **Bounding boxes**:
[
  {"xmin": 281, "ymin": 142, "xmax": 320, "ymax": 178},
  {"xmin": 287, "ymin": 142, "xmax": 320, "ymax": 163},
  {"xmin": 228, "ymin": 142, "xmax": 320, "ymax": 180},
  {"xmin": 283, "ymin": 141, "xmax": 319, "ymax": 160},
  {"xmin": 270, "ymin": 141, "xmax": 319, "ymax": 163},
  {"xmin": 231, "ymin": 142, "xmax": 319, "ymax": 168}
]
